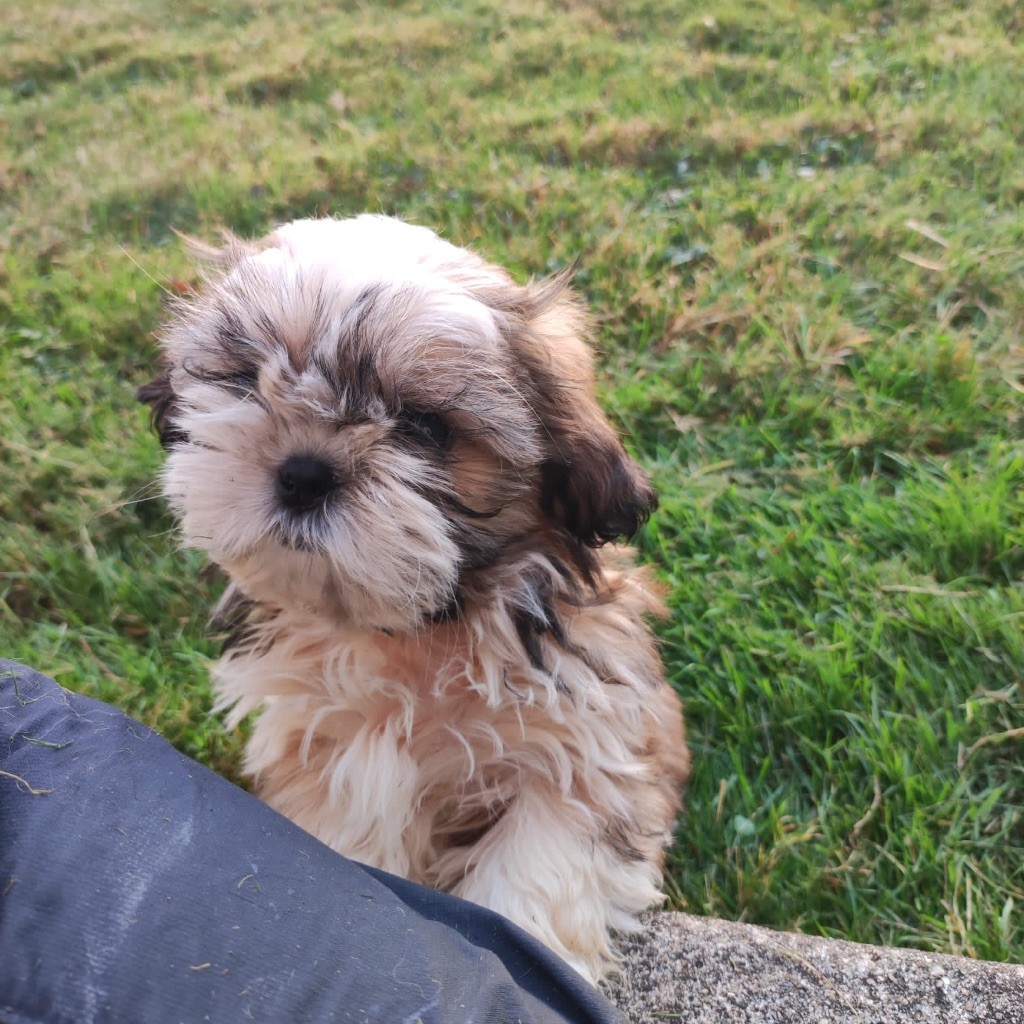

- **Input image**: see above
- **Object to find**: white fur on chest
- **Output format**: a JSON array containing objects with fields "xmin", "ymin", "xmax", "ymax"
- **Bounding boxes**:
[{"xmin": 213, "ymin": 606, "xmax": 648, "ymax": 875}]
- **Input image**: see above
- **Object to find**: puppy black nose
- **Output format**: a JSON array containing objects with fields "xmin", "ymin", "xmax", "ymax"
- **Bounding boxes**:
[{"xmin": 276, "ymin": 455, "xmax": 337, "ymax": 511}]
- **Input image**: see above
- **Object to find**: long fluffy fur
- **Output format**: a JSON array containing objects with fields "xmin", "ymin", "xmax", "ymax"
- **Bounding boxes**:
[{"xmin": 141, "ymin": 215, "xmax": 689, "ymax": 983}]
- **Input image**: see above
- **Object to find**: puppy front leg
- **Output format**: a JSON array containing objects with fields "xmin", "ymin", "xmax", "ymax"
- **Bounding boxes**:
[
  {"xmin": 248, "ymin": 711, "xmax": 422, "ymax": 879},
  {"xmin": 449, "ymin": 784, "xmax": 664, "ymax": 984}
]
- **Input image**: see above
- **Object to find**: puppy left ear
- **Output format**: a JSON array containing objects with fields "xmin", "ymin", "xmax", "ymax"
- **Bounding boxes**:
[
  {"xmin": 502, "ymin": 273, "xmax": 657, "ymax": 548},
  {"xmin": 137, "ymin": 369, "xmax": 186, "ymax": 450}
]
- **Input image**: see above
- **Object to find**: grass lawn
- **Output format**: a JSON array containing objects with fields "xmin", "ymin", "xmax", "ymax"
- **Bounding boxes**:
[{"xmin": 2, "ymin": 0, "xmax": 1023, "ymax": 962}]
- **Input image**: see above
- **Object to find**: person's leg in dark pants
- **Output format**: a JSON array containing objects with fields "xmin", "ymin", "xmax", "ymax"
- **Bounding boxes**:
[{"xmin": 0, "ymin": 660, "xmax": 626, "ymax": 1024}]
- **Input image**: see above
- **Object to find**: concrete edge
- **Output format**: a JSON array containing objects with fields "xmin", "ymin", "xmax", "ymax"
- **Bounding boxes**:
[{"xmin": 604, "ymin": 912, "xmax": 1024, "ymax": 1024}]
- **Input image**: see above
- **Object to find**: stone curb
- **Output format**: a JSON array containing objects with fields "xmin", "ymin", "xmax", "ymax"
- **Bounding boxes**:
[{"xmin": 604, "ymin": 912, "xmax": 1024, "ymax": 1024}]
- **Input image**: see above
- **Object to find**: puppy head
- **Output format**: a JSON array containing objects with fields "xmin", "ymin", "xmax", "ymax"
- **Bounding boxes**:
[{"xmin": 141, "ymin": 215, "xmax": 654, "ymax": 631}]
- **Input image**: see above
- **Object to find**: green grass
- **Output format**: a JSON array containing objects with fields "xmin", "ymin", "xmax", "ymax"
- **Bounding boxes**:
[{"xmin": 3, "ymin": 0, "xmax": 1023, "ymax": 962}]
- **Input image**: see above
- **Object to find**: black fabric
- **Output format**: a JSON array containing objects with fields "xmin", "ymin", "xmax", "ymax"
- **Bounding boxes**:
[{"xmin": 0, "ymin": 661, "xmax": 626, "ymax": 1024}]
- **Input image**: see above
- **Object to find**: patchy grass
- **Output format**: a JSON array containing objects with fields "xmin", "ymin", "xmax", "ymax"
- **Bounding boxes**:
[{"xmin": 2, "ymin": 0, "xmax": 1023, "ymax": 961}]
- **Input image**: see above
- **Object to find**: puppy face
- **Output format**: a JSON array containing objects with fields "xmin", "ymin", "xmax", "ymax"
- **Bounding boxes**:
[{"xmin": 141, "ymin": 216, "xmax": 655, "ymax": 631}]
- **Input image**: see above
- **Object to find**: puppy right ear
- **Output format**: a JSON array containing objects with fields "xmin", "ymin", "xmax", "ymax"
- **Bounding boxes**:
[{"xmin": 137, "ymin": 370, "xmax": 186, "ymax": 449}]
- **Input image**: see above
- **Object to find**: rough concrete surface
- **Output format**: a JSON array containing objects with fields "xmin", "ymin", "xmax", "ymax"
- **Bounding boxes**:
[{"xmin": 605, "ymin": 912, "xmax": 1024, "ymax": 1024}]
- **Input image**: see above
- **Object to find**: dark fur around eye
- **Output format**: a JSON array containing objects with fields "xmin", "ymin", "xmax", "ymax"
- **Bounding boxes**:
[
  {"xmin": 137, "ymin": 370, "xmax": 186, "ymax": 450},
  {"xmin": 181, "ymin": 358, "xmax": 260, "ymax": 395},
  {"xmin": 397, "ymin": 409, "xmax": 453, "ymax": 449}
]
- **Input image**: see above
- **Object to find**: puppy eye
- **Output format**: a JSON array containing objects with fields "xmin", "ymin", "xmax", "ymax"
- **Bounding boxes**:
[
  {"xmin": 221, "ymin": 367, "xmax": 260, "ymax": 393},
  {"xmin": 183, "ymin": 359, "xmax": 259, "ymax": 394},
  {"xmin": 400, "ymin": 409, "xmax": 453, "ymax": 449}
]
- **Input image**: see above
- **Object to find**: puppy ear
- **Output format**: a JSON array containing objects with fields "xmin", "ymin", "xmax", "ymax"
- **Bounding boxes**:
[
  {"xmin": 539, "ymin": 434, "xmax": 657, "ymax": 548},
  {"xmin": 504, "ymin": 272, "xmax": 657, "ymax": 547},
  {"xmin": 137, "ymin": 370, "xmax": 186, "ymax": 450}
]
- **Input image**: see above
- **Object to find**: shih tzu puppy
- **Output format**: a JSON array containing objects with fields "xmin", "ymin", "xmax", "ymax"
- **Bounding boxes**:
[{"xmin": 139, "ymin": 215, "xmax": 688, "ymax": 983}]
